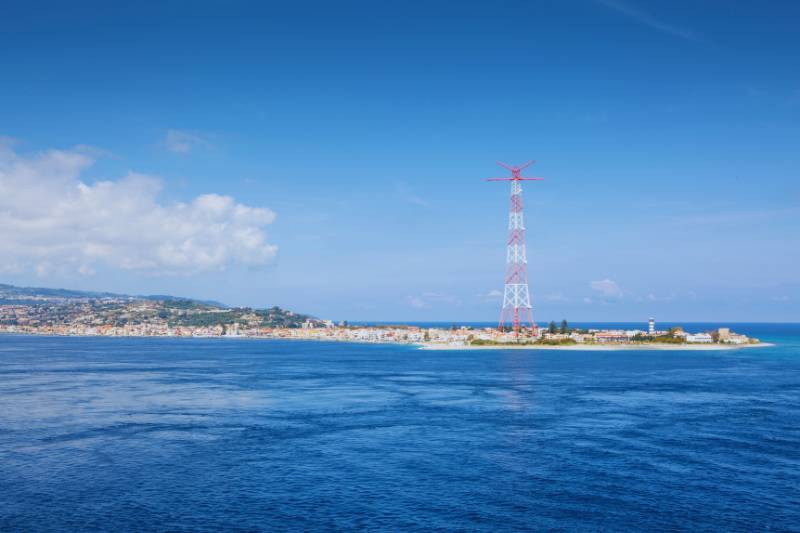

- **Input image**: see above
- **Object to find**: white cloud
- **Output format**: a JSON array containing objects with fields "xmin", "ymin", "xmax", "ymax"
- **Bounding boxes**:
[
  {"xmin": 590, "ymin": 279, "xmax": 623, "ymax": 299},
  {"xmin": 0, "ymin": 143, "xmax": 277, "ymax": 276},
  {"xmin": 647, "ymin": 292, "xmax": 677, "ymax": 302},
  {"xmin": 484, "ymin": 289, "xmax": 503, "ymax": 301},
  {"xmin": 162, "ymin": 129, "xmax": 212, "ymax": 154},
  {"xmin": 406, "ymin": 292, "xmax": 461, "ymax": 309},
  {"xmin": 407, "ymin": 295, "xmax": 431, "ymax": 309},
  {"xmin": 543, "ymin": 292, "xmax": 568, "ymax": 302}
]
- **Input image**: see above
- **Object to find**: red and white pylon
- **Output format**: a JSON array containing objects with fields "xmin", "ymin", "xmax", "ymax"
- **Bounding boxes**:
[{"xmin": 487, "ymin": 161, "xmax": 544, "ymax": 335}]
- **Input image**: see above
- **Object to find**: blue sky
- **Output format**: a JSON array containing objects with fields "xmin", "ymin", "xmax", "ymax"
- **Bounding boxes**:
[{"xmin": 1, "ymin": 0, "xmax": 798, "ymax": 322}]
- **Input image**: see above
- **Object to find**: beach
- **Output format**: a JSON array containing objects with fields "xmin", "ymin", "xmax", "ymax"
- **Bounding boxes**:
[{"xmin": 419, "ymin": 342, "xmax": 773, "ymax": 351}]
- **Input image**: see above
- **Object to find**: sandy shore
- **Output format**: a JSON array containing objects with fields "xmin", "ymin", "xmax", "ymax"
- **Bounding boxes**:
[{"xmin": 418, "ymin": 342, "xmax": 773, "ymax": 351}]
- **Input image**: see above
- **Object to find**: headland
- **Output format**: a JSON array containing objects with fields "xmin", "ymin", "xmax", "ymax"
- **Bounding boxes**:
[{"xmin": 0, "ymin": 283, "xmax": 768, "ymax": 350}]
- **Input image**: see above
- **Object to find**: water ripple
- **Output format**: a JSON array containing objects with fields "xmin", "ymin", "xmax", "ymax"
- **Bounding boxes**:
[{"xmin": 1, "ymin": 334, "xmax": 799, "ymax": 531}]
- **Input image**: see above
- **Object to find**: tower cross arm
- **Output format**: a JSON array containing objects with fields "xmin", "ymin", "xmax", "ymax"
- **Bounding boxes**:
[
  {"xmin": 486, "ymin": 177, "xmax": 544, "ymax": 181},
  {"xmin": 497, "ymin": 160, "xmax": 535, "ymax": 171}
]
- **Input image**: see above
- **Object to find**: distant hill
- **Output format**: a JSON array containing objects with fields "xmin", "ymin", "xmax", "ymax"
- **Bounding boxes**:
[
  {"xmin": 0, "ymin": 282, "xmax": 316, "ymax": 328},
  {"xmin": 0, "ymin": 283, "xmax": 121, "ymax": 301},
  {"xmin": 138, "ymin": 294, "xmax": 228, "ymax": 308},
  {"xmin": 0, "ymin": 283, "xmax": 225, "ymax": 307}
]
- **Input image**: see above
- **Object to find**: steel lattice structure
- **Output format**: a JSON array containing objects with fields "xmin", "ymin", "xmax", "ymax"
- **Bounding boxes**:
[{"xmin": 488, "ymin": 161, "xmax": 544, "ymax": 334}]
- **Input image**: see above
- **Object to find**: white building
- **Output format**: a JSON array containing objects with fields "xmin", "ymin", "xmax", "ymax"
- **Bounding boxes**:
[
  {"xmin": 724, "ymin": 334, "xmax": 749, "ymax": 344},
  {"xmin": 686, "ymin": 332, "xmax": 713, "ymax": 343}
]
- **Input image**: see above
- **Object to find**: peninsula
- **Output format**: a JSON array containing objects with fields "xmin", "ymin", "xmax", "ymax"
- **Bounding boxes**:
[{"xmin": 0, "ymin": 284, "xmax": 764, "ymax": 350}]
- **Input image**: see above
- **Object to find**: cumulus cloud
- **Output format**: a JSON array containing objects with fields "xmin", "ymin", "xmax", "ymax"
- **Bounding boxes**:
[
  {"xmin": 0, "ymin": 143, "xmax": 277, "ymax": 276},
  {"xmin": 590, "ymin": 279, "xmax": 623, "ymax": 299},
  {"xmin": 161, "ymin": 129, "xmax": 212, "ymax": 154}
]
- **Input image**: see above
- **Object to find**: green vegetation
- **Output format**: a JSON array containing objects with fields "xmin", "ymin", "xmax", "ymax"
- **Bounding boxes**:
[
  {"xmin": 0, "ymin": 283, "xmax": 315, "ymax": 330},
  {"xmin": 162, "ymin": 299, "xmax": 206, "ymax": 310},
  {"xmin": 167, "ymin": 306, "xmax": 310, "ymax": 328},
  {"xmin": 631, "ymin": 332, "xmax": 686, "ymax": 344},
  {"xmin": 169, "ymin": 311, "xmax": 238, "ymax": 327},
  {"xmin": 469, "ymin": 336, "xmax": 577, "ymax": 347},
  {"xmin": 654, "ymin": 334, "xmax": 686, "ymax": 344},
  {"xmin": 470, "ymin": 338, "xmax": 537, "ymax": 346},
  {"xmin": 535, "ymin": 337, "xmax": 577, "ymax": 346}
]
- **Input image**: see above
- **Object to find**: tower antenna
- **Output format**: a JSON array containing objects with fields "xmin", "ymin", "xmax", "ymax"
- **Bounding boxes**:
[{"xmin": 487, "ymin": 161, "xmax": 544, "ymax": 335}]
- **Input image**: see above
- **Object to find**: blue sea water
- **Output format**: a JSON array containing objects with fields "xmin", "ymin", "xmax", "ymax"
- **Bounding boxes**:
[{"xmin": 1, "ymin": 324, "xmax": 799, "ymax": 531}]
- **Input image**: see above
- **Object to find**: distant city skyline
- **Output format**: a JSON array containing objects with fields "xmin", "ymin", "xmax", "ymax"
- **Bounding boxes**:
[{"xmin": 1, "ymin": 0, "xmax": 798, "ymax": 321}]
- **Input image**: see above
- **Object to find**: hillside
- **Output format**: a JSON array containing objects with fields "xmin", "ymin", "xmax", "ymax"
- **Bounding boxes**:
[
  {"xmin": 0, "ymin": 283, "xmax": 224, "ymax": 307},
  {"xmin": 0, "ymin": 283, "xmax": 317, "ymax": 330}
]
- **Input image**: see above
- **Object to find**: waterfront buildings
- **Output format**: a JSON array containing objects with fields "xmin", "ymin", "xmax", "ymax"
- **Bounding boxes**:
[
  {"xmin": 685, "ymin": 332, "xmax": 713, "ymax": 343},
  {"xmin": 0, "ymin": 313, "xmax": 757, "ymax": 348}
]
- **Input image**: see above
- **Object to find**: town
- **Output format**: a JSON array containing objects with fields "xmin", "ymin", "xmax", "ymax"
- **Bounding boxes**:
[{"xmin": 0, "ymin": 290, "xmax": 759, "ymax": 348}]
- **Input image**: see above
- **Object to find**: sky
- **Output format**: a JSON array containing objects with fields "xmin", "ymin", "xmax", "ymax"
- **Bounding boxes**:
[{"xmin": 1, "ymin": 0, "xmax": 799, "ymax": 322}]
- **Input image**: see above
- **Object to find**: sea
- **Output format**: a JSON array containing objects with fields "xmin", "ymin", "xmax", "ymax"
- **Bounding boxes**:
[{"xmin": 1, "ymin": 323, "xmax": 798, "ymax": 531}]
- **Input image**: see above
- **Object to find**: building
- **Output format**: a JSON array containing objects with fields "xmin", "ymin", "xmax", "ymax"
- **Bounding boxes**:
[
  {"xmin": 595, "ymin": 330, "xmax": 629, "ymax": 343},
  {"xmin": 648, "ymin": 317, "xmax": 655, "ymax": 336},
  {"xmin": 726, "ymin": 334, "xmax": 749, "ymax": 344},
  {"xmin": 686, "ymin": 332, "xmax": 713, "ymax": 343}
]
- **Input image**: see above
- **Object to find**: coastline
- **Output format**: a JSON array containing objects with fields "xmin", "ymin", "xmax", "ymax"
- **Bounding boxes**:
[
  {"xmin": 418, "ymin": 342, "xmax": 774, "ymax": 351},
  {"xmin": 0, "ymin": 331, "xmax": 773, "ymax": 351}
]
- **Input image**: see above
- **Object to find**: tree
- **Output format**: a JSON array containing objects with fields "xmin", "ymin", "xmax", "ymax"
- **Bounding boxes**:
[
  {"xmin": 560, "ymin": 319, "xmax": 569, "ymax": 334},
  {"xmin": 548, "ymin": 321, "xmax": 557, "ymax": 334}
]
